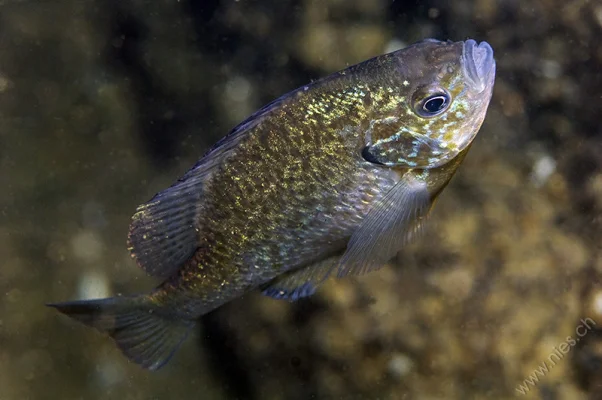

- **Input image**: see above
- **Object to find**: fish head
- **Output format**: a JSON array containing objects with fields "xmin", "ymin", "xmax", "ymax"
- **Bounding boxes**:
[{"xmin": 364, "ymin": 38, "xmax": 496, "ymax": 169}]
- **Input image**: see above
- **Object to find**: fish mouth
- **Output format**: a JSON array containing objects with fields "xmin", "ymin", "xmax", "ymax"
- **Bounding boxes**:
[{"xmin": 462, "ymin": 39, "xmax": 495, "ymax": 92}]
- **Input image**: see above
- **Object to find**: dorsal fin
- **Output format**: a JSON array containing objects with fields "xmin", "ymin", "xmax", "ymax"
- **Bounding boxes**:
[
  {"xmin": 127, "ymin": 172, "xmax": 204, "ymax": 279},
  {"xmin": 127, "ymin": 96, "xmax": 287, "ymax": 279}
]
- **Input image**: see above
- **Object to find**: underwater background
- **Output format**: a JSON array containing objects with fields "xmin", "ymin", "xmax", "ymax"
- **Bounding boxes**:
[{"xmin": 0, "ymin": 0, "xmax": 601, "ymax": 399}]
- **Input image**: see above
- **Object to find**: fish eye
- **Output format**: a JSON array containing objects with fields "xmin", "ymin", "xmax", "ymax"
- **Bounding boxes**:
[
  {"xmin": 418, "ymin": 93, "xmax": 450, "ymax": 117},
  {"xmin": 412, "ymin": 88, "xmax": 452, "ymax": 118},
  {"xmin": 423, "ymin": 95, "xmax": 447, "ymax": 112}
]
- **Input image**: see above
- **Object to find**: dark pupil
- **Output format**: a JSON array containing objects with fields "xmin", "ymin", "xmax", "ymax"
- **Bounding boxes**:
[{"xmin": 423, "ymin": 96, "xmax": 447, "ymax": 113}]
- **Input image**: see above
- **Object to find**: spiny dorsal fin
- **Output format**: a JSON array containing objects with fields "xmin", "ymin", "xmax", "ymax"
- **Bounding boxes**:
[{"xmin": 128, "ymin": 97, "xmax": 287, "ymax": 279}]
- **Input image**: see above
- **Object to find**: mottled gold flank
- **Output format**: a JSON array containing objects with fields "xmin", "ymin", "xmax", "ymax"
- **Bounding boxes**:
[
  {"xmin": 147, "ymin": 39, "xmax": 495, "ymax": 317},
  {"xmin": 154, "ymin": 75, "xmax": 380, "ymax": 311}
]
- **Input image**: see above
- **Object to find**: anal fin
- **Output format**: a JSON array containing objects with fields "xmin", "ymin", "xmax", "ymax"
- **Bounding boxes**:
[{"xmin": 261, "ymin": 257, "xmax": 338, "ymax": 301}]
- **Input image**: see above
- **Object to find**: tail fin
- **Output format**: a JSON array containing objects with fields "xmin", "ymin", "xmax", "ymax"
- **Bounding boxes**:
[{"xmin": 47, "ymin": 296, "xmax": 194, "ymax": 370}]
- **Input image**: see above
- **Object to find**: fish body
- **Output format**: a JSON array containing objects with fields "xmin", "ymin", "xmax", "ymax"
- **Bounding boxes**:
[{"xmin": 49, "ymin": 39, "xmax": 496, "ymax": 370}]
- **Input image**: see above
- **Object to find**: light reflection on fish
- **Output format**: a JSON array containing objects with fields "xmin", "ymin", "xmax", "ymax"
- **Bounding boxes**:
[{"xmin": 49, "ymin": 38, "xmax": 496, "ymax": 370}]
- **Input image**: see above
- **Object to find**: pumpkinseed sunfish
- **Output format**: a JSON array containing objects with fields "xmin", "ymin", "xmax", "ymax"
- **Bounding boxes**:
[{"xmin": 49, "ymin": 38, "xmax": 496, "ymax": 370}]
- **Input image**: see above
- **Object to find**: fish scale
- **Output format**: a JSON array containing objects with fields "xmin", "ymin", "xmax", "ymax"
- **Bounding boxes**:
[{"xmin": 49, "ymin": 38, "xmax": 496, "ymax": 370}]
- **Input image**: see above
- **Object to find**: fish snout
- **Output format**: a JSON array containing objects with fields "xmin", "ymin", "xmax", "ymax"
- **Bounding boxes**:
[{"xmin": 462, "ymin": 39, "xmax": 495, "ymax": 92}]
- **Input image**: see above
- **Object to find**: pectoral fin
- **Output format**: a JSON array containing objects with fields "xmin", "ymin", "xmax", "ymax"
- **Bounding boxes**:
[
  {"xmin": 337, "ymin": 174, "xmax": 431, "ymax": 277},
  {"xmin": 261, "ymin": 257, "xmax": 338, "ymax": 301}
]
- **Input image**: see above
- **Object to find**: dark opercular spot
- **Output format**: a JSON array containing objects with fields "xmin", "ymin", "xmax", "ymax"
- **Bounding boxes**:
[
  {"xmin": 361, "ymin": 146, "xmax": 385, "ymax": 165},
  {"xmin": 422, "ymin": 95, "xmax": 448, "ymax": 114}
]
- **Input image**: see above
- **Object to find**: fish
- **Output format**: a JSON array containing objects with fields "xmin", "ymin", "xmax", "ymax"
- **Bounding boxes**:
[{"xmin": 48, "ymin": 38, "xmax": 496, "ymax": 370}]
